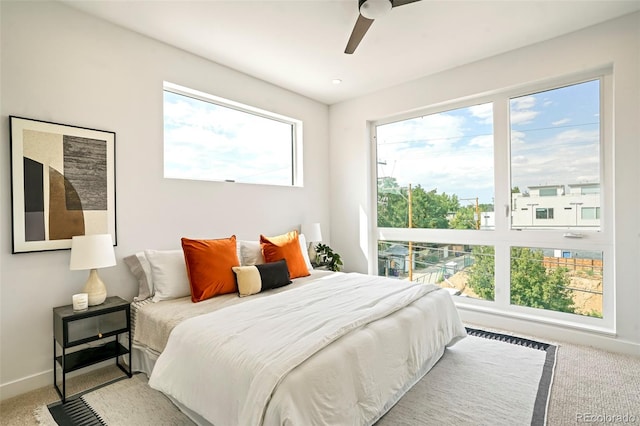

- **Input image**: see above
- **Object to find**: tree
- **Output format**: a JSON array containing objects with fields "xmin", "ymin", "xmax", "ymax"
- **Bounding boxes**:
[
  {"xmin": 509, "ymin": 247, "xmax": 574, "ymax": 312},
  {"xmin": 466, "ymin": 246, "xmax": 496, "ymax": 300},
  {"xmin": 466, "ymin": 246, "xmax": 575, "ymax": 313},
  {"xmin": 449, "ymin": 206, "xmax": 476, "ymax": 229},
  {"xmin": 377, "ymin": 178, "xmax": 459, "ymax": 229},
  {"xmin": 377, "ymin": 177, "xmax": 408, "ymax": 228},
  {"xmin": 410, "ymin": 187, "xmax": 458, "ymax": 229}
]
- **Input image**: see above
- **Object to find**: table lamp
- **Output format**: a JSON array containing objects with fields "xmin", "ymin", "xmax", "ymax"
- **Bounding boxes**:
[
  {"xmin": 301, "ymin": 223, "xmax": 322, "ymax": 263},
  {"xmin": 69, "ymin": 234, "xmax": 116, "ymax": 306}
]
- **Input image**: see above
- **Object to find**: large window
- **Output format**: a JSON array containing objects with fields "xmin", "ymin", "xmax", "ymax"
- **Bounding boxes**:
[
  {"xmin": 376, "ymin": 103, "xmax": 494, "ymax": 231},
  {"xmin": 510, "ymin": 80, "xmax": 601, "ymax": 230},
  {"xmin": 163, "ymin": 82, "xmax": 301, "ymax": 186},
  {"xmin": 374, "ymin": 75, "xmax": 611, "ymax": 326}
]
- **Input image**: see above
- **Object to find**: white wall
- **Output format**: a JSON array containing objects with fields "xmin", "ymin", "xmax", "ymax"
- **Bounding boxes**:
[
  {"xmin": 0, "ymin": 1, "xmax": 330, "ymax": 398},
  {"xmin": 329, "ymin": 13, "xmax": 640, "ymax": 354}
]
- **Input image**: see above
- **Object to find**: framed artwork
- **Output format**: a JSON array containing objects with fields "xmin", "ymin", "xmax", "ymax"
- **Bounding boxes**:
[{"xmin": 9, "ymin": 116, "xmax": 116, "ymax": 253}]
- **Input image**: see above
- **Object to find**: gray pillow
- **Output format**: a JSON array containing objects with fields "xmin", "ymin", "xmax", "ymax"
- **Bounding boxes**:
[{"xmin": 124, "ymin": 252, "xmax": 154, "ymax": 301}]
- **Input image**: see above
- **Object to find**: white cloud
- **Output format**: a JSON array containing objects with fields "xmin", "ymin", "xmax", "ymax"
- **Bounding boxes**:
[
  {"xmin": 377, "ymin": 113, "xmax": 465, "ymax": 148},
  {"xmin": 552, "ymin": 118, "xmax": 571, "ymax": 126},
  {"xmin": 555, "ymin": 128, "xmax": 599, "ymax": 144},
  {"xmin": 510, "ymin": 130, "xmax": 526, "ymax": 145},
  {"xmin": 511, "ymin": 128, "xmax": 599, "ymax": 189},
  {"xmin": 469, "ymin": 135, "xmax": 493, "ymax": 148},
  {"xmin": 510, "ymin": 95, "xmax": 540, "ymax": 125},
  {"xmin": 379, "ymin": 142, "xmax": 494, "ymax": 203},
  {"xmin": 468, "ymin": 103, "xmax": 493, "ymax": 125},
  {"xmin": 510, "ymin": 109, "xmax": 540, "ymax": 125},
  {"xmin": 511, "ymin": 96, "xmax": 536, "ymax": 110}
]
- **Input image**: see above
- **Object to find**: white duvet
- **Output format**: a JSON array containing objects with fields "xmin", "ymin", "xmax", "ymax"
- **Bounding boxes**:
[{"xmin": 148, "ymin": 272, "xmax": 466, "ymax": 426}]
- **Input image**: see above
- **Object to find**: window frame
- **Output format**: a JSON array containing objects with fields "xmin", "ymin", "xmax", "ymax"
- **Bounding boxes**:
[
  {"xmin": 371, "ymin": 68, "xmax": 614, "ymax": 332},
  {"xmin": 163, "ymin": 81, "xmax": 303, "ymax": 187}
]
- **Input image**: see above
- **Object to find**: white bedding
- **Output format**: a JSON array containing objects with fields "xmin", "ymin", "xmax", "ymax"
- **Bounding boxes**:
[{"xmin": 147, "ymin": 272, "xmax": 466, "ymax": 426}]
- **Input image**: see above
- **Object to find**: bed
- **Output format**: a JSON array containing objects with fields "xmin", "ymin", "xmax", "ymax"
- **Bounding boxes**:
[{"xmin": 126, "ymin": 235, "xmax": 467, "ymax": 426}]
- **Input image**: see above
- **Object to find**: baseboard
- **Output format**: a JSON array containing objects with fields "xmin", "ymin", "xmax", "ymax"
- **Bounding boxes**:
[
  {"xmin": 0, "ymin": 369, "xmax": 50, "ymax": 401},
  {"xmin": 460, "ymin": 310, "xmax": 640, "ymax": 357},
  {"xmin": 0, "ymin": 360, "xmax": 114, "ymax": 402}
]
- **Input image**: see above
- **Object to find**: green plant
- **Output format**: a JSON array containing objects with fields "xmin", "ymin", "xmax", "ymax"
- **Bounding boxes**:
[{"xmin": 314, "ymin": 243, "xmax": 343, "ymax": 272}]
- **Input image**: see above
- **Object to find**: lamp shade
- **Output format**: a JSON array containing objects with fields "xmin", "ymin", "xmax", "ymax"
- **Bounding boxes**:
[
  {"xmin": 69, "ymin": 234, "xmax": 116, "ymax": 270},
  {"xmin": 301, "ymin": 223, "xmax": 322, "ymax": 243}
]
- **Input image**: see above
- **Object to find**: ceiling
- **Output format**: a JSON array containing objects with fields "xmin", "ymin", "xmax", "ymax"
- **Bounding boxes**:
[{"xmin": 60, "ymin": 0, "xmax": 640, "ymax": 105}]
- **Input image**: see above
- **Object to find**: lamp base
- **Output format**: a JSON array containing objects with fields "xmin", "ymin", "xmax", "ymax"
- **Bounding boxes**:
[
  {"xmin": 308, "ymin": 243, "xmax": 317, "ymax": 265},
  {"xmin": 82, "ymin": 269, "xmax": 107, "ymax": 306}
]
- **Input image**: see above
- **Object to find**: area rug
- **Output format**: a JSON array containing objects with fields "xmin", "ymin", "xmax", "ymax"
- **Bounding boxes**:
[{"xmin": 35, "ymin": 328, "xmax": 556, "ymax": 426}]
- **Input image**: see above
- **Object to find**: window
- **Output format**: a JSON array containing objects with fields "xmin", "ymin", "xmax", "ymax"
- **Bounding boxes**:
[
  {"xmin": 581, "ymin": 207, "xmax": 600, "ymax": 220},
  {"xmin": 510, "ymin": 80, "xmax": 600, "ymax": 231},
  {"xmin": 376, "ymin": 103, "xmax": 494, "ymax": 231},
  {"xmin": 539, "ymin": 188, "xmax": 558, "ymax": 197},
  {"xmin": 510, "ymin": 247, "xmax": 603, "ymax": 317},
  {"xmin": 163, "ymin": 82, "xmax": 301, "ymax": 186},
  {"xmin": 580, "ymin": 185, "xmax": 600, "ymax": 195},
  {"xmin": 374, "ymin": 74, "xmax": 611, "ymax": 327},
  {"xmin": 378, "ymin": 241, "xmax": 494, "ymax": 300},
  {"xmin": 535, "ymin": 208, "xmax": 554, "ymax": 219}
]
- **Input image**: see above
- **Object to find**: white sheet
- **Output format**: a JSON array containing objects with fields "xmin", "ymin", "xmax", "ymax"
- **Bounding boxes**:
[{"xmin": 148, "ymin": 272, "xmax": 466, "ymax": 425}]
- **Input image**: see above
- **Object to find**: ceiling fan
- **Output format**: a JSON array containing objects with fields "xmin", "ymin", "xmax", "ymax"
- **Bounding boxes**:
[{"xmin": 345, "ymin": 0, "xmax": 422, "ymax": 54}]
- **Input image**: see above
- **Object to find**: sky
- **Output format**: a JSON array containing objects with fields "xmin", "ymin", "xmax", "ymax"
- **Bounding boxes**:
[
  {"xmin": 376, "ymin": 79, "xmax": 600, "ymax": 206},
  {"xmin": 163, "ymin": 91, "xmax": 293, "ymax": 185}
]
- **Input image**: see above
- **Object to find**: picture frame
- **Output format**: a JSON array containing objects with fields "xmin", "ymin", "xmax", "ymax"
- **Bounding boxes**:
[{"xmin": 9, "ymin": 116, "xmax": 116, "ymax": 253}]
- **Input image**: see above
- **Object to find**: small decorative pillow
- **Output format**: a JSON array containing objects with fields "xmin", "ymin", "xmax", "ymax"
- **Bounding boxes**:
[
  {"xmin": 260, "ymin": 230, "xmax": 310, "ymax": 279},
  {"xmin": 181, "ymin": 235, "xmax": 240, "ymax": 302},
  {"xmin": 233, "ymin": 260, "xmax": 292, "ymax": 297}
]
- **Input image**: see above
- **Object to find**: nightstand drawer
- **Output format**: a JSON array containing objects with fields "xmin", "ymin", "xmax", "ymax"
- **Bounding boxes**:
[{"xmin": 67, "ymin": 309, "xmax": 127, "ymax": 345}]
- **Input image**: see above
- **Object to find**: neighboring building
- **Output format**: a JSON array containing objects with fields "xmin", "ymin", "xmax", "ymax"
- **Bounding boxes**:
[
  {"xmin": 512, "ymin": 183, "xmax": 600, "ymax": 230},
  {"xmin": 479, "ymin": 211, "xmax": 495, "ymax": 230}
]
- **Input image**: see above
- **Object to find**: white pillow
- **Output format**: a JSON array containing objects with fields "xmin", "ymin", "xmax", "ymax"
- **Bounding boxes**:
[
  {"xmin": 298, "ymin": 233, "xmax": 313, "ymax": 271},
  {"xmin": 144, "ymin": 249, "xmax": 191, "ymax": 302},
  {"xmin": 240, "ymin": 240, "xmax": 265, "ymax": 266},
  {"xmin": 124, "ymin": 252, "xmax": 154, "ymax": 301},
  {"xmin": 240, "ymin": 237, "xmax": 312, "ymax": 270}
]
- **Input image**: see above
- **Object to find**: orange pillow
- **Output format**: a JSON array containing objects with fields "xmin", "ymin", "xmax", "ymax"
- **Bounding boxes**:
[
  {"xmin": 260, "ymin": 231, "xmax": 310, "ymax": 279},
  {"xmin": 181, "ymin": 236, "xmax": 240, "ymax": 302}
]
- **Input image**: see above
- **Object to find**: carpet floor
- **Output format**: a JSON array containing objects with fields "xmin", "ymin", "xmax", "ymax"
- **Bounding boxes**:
[{"xmin": 34, "ymin": 328, "xmax": 556, "ymax": 425}]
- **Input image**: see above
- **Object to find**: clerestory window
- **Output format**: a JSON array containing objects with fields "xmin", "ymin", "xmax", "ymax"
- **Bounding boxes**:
[{"xmin": 163, "ymin": 82, "xmax": 302, "ymax": 186}]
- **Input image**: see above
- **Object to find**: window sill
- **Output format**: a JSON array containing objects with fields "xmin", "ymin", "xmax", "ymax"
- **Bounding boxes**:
[{"xmin": 454, "ymin": 300, "xmax": 616, "ymax": 337}]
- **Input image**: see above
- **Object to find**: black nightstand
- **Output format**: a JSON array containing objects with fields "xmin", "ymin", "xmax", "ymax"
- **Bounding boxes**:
[{"xmin": 53, "ymin": 296, "xmax": 132, "ymax": 402}]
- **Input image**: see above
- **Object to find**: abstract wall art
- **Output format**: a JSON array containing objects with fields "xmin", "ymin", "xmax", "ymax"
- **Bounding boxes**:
[{"xmin": 10, "ymin": 116, "xmax": 116, "ymax": 253}]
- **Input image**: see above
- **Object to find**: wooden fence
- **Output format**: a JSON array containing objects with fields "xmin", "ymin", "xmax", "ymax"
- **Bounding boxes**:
[{"xmin": 543, "ymin": 257, "xmax": 603, "ymax": 273}]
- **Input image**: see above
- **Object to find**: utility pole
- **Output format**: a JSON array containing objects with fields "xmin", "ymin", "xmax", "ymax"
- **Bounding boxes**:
[
  {"xmin": 475, "ymin": 197, "xmax": 480, "ymax": 230},
  {"xmin": 459, "ymin": 197, "xmax": 480, "ymax": 230}
]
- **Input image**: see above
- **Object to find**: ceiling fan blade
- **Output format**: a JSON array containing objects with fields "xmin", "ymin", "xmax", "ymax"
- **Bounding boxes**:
[
  {"xmin": 391, "ymin": 0, "xmax": 421, "ymax": 7},
  {"xmin": 344, "ymin": 14, "xmax": 374, "ymax": 54}
]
